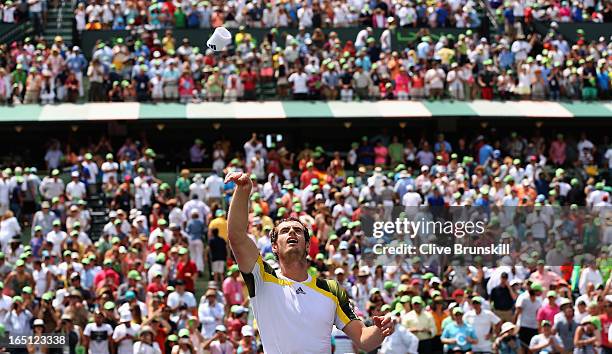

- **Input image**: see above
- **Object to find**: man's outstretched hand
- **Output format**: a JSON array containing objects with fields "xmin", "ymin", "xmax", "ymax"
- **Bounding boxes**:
[
  {"xmin": 373, "ymin": 315, "xmax": 394, "ymax": 337},
  {"xmin": 225, "ymin": 172, "xmax": 253, "ymax": 194}
]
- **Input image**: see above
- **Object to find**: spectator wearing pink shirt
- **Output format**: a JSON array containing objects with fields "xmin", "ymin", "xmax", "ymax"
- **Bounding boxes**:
[
  {"xmin": 222, "ymin": 265, "xmax": 246, "ymax": 310},
  {"xmin": 178, "ymin": 69, "xmax": 195, "ymax": 103},
  {"xmin": 529, "ymin": 260, "xmax": 561, "ymax": 290},
  {"xmin": 374, "ymin": 140, "xmax": 388, "ymax": 166},
  {"xmin": 537, "ymin": 291, "xmax": 560, "ymax": 325},
  {"xmin": 394, "ymin": 66, "xmax": 410, "ymax": 100},
  {"xmin": 549, "ymin": 134, "xmax": 567, "ymax": 166}
]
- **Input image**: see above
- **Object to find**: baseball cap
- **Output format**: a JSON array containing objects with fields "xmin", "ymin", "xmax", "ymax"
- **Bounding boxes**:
[
  {"xmin": 411, "ymin": 296, "xmax": 424, "ymax": 305},
  {"xmin": 452, "ymin": 307, "xmax": 464, "ymax": 315},
  {"xmin": 241, "ymin": 325, "xmax": 254, "ymax": 337},
  {"xmin": 226, "ymin": 264, "xmax": 239, "ymax": 276},
  {"xmin": 559, "ymin": 298, "xmax": 572, "ymax": 308},
  {"xmin": 119, "ymin": 311, "xmax": 132, "ymax": 322},
  {"xmin": 471, "ymin": 296, "xmax": 484, "ymax": 304}
]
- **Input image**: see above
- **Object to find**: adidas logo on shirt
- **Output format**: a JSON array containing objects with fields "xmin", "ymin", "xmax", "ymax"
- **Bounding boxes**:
[{"xmin": 295, "ymin": 287, "xmax": 306, "ymax": 295}]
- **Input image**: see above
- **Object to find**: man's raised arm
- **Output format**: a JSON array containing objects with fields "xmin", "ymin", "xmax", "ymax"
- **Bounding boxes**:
[{"xmin": 225, "ymin": 172, "xmax": 259, "ymax": 273}]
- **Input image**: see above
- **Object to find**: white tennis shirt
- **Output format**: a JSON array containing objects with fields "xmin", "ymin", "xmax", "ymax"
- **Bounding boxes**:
[{"xmin": 242, "ymin": 256, "xmax": 358, "ymax": 354}]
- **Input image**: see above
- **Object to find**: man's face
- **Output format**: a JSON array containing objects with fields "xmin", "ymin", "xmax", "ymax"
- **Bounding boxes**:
[
  {"xmin": 454, "ymin": 312, "xmax": 463, "ymax": 323},
  {"xmin": 217, "ymin": 331, "xmax": 226, "ymax": 341},
  {"xmin": 272, "ymin": 220, "xmax": 308, "ymax": 261},
  {"xmin": 606, "ymin": 301, "xmax": 612, "ymax": 314}
]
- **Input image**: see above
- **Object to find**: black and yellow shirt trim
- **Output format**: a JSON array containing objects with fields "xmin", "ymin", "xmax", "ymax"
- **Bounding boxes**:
[{"xmin": 241, "ymin": 256, "xmax": 358, "ymax": 326}]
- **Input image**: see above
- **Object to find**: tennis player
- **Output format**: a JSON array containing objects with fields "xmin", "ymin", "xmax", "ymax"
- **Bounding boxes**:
[{"xmin": 225, "ymin": 172, "xmax": 394, "ymax": 353}]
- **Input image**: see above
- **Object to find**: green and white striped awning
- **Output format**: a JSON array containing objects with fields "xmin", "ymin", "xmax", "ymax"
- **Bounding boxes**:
[{"xmin": 0, "ymin": 100, "xmax": 610, "ymax": 122}]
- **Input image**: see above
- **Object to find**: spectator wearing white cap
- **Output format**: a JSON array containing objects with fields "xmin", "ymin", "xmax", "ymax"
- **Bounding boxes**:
[
  {"xmin": 26, "ymin": 318, "xmax": 47, "ymax": 354},
  {"xmin": 332, "ymin": 241, "xmax": 356, "ymax": 269},
  {"xmin": 402, "ymin": 184, "xmax": 423, "ymax": 212},
  {"xmin": 133, "ymin": 325, "xmax": 161, "ymax": 354},
  {"xmin": 101, "ymin": 153, "xmax": 119, "ymax": 184},
  {"xmin": 463, "ymin": 296, "xmax": 502, "ymax": 353},
  {"xmin": 112, "ymin": 311, "xmax": 140, "ymax": 354},
  {"xmin": 182, "ymin": 195, "xmax": 209, "ymax": 224},
  {"xmin": 334, "ymin": 266, "xmax": 352, "ymax": 290},
  {"xmin": 188, "ymin": 174, "xmax": 206, "ymax": 202},
  {"xmin": 203, "ymin": 325, "xmax": 235, "ymax": 354},
  {"xmin": 492, "ymin": 322, "xmax": 519, "ymax": 353},
  {"xmin": 553, "ymin": 298, "xmax": 578, "ymax": 352},
  {"xmin": 40, "ymin": 169, "xmax": 65, "ymax": 201},
  {"xmin": 66, "ymin": 46, "xmax": 88, "ymax": 97},
  {"xmin": 380, "ymin": 310, "xmax": 419, "ymax": 354},
  {"xmin": 66, "ymin": 171, "xmax": 87, "ymax": 201},
  {"xmin": 45, "ymin": 219, "xmax": 67, "ymax": 256},
  {"xmin": 352, "ymin": 266, "xmax": 373, "ymax": 314},
  {"xmin": 198, "ymin": 288, "xmax": 224, "ymax": 340},
  {"xmin": 237, "ymin": 325, "xmax": 258, "ymax": 353}
]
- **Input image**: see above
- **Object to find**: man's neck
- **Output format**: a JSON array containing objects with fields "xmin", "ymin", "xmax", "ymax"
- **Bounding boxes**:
[{"xmin": 279, "ymin": 260, "xmax": 308, "ymax": 282}]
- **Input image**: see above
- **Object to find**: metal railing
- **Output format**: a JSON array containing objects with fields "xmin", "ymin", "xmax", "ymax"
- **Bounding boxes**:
[{"xmin": 0, "ymin": 22, "xmax": 30, "ymax": 44}]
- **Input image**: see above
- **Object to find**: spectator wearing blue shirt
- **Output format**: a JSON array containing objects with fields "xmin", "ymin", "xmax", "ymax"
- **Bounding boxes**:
[
  {"xmin": 355, "ymin": 51, "xmax": 372, "ymax": 72},
  {"xmin": 66, "ymin": 46, "xmax": 88, "ymax": 97},
  {"xmin": 133, "ymin": 41, "xmax": 150, "ymax": 59},
  {"xmin": 186, "ymin": 209, "xmax": 206, "ymax": 275},
  {"xmin": 441, "ymin": 307, "xmax": 478, "ymax": 353},
  {"xmin": 597, "ymin": 67, "xmax": 610, "ymax": 98},
  {"xmin": 434, "ymin": 134, "xmax": 452, "ymax": 153},
  {"xmin": 417, "ymin": 37, "xmax": 431, "ymax": 60},
  {"xmin": 357, "ymin": 137, "xmax": 375, "ymax": 166},
  {"xmin": 427, "ymin": 188, "xmax": 445, "ymax": 206},
  {"xmin": 436, "ymin": 4, "xmax": 448, "ymax": 27},
  {"xmin": 393, "ymin": 170, "xmax": 414, "ymax": 200},
  {"xmin": 479, "ymin": 139, "xmax": 494, "ymax": 166}
]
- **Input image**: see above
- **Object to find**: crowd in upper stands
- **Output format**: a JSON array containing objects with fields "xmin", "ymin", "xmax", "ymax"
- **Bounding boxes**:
[
  {"xmin": 71, "ymin": 0, "xmax": 612, "ymax": 30},
  {"xmin": 0, "ymin": 0, "xmax": 611, "ymax": 104}
]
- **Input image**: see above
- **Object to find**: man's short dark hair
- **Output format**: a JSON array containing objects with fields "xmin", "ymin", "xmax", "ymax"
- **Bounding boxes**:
[{"xmin": 270, "ymin": 217, "xmax": 310, "ymax": 245}]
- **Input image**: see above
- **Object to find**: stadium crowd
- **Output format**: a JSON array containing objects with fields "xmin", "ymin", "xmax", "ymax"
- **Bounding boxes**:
[
  {"xmin": 0, "ymin": 128, "xmax": 610, "ymax": 354},
  {"xmin": 70, "ymin": 0, "xmax": 612, "ymax": 31},
  {"xmin": 1, "ymin": 26, "xmax": 612, "ymax": 104}
]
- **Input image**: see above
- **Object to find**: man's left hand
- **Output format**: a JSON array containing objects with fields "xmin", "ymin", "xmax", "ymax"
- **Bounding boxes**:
[{"xmin": 372, "ymin": 315, "xmax": 394, "ymax": 337}]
